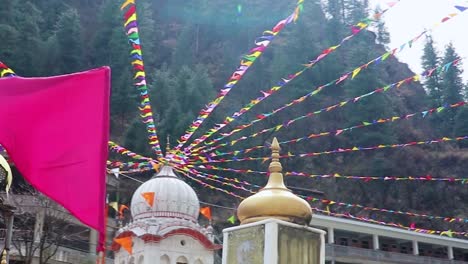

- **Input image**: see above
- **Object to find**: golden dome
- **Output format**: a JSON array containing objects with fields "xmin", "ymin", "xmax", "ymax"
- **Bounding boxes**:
[{"xmin": 237, "ymin": 137, "xmax": 312, "ymax": 225}]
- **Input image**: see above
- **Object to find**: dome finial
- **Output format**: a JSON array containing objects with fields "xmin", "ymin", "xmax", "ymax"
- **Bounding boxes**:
[
  {"xmin": 165, "ymin": 135, "xmax": 171, "ymax": 158},
  {"xmin": 236, "ymin": 137, "xmax": 312, "ymax": 225}
]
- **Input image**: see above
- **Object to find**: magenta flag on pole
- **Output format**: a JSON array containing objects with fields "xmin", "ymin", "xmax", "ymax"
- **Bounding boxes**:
[{"xmin": 0, "ymin": 67, "xmax": 110, "ymax": 251}]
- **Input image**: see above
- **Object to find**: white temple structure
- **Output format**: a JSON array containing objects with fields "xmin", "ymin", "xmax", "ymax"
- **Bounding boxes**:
[{"xmin": 112, "ymin": 165, "xmax": 220, "ymax": 264}]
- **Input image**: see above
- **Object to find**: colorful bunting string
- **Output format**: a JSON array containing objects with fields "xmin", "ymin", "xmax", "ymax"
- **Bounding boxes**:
[
  {"xmin": 109, "ymin": 141, "xmax": 154, "ymax": 161},
  {"xmin": 190, "ymin": 135, "xmax": 468, "ymax": 164},
  {"xmin": 185, "ymin": 4, "xmax": 403, "ymax": 153},
  {"xmin": 175, "ymin": 167, "xmax": 244, "ymax": 199},
  {"xmin": 120, "ymin": 0, "xmax": 163, "ymax": 158},
  {"xmin": 173, "ymin": 0, "xmax": 306, "ymax": 153},
  {"xmin": 308, "ymin": 197, "xmax": 468, "ymax": 224},
  {"xmin": 191, "ymin": 6, "xmax": 468, "ymax": 154},
  {"xmin": 107, "ymin": 160, "xmax": 155, "ymax": 171},
  {"xmin": 188, "ymin": 164, "xmax": 468, "ymax": 184},
  {"xmin": 201, "ymin": 97, "xmax": 466, "ymax": 158},
  {"xmin": 179, "ymin": 166, "xmax": 468, "ymax": 225},
  {"xmin": 312, "ymin": 208, "xmax": 467, "ymax": 237},
  {"xmin": 193, "ymin": 59, "xmax": 465, "ymax": 158},
  {"xmin": 0, "ymin": 61, "xmax": 16, "ymax": 77},
  {"xmin": 187, "ymin": 5, "xmax": 410, "ymax": 152}
]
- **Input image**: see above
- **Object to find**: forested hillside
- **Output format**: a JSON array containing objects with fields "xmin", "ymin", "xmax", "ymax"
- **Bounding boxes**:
[{"xmin": 1, "ymin": 0, "xmax": 467, "ymax": 233}]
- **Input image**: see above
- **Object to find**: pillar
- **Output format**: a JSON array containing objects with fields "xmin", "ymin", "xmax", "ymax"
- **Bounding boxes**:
[
  {"xmin": 33, "ymin": 208, "xmax": 45, "ymax": 243},
  {"xmin": 447, "ymin": 246, "xmax": 454, "ymax": 260},
  {"xmin": 264, "ymin": 221, "xmax": 279, "ymax": 263},
  {"xmin": 412, "ymin": 240, "xmax": 419, "ymax": 256},
  {"xmin": 89, "ymin": 229, "xmax": 98, "ymax": 255},
  {"xmin": 372, "ymin": 234, "xmax": 379, "ymax": 250},
  {"xmin": 327, "ymin": 227, "xmax": 334, "ymax": 244},
  {"xmin": 4, "ymin": 210, "xmax": 14, "ymax": 263}
]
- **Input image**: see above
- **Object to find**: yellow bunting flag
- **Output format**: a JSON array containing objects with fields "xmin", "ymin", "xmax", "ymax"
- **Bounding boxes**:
[
  {"xmin": 108, "ymin": 202, "xmax": 119, "ymax": 212},
  {"xmin": 351, "ymin": 67, "xmax": 362, "ymax": 79},
  {"xmin": 114, "ymin": 236, "xmax": 133, "ymax": 254},
  {"xmin": 440, "ymin": 229, "xmax": 454, "ymax": 238},
  {"xmin": 0, "ymin": 154, "xmax": 12, "ymax": 193},
  {"xmin": 141, "ymin": 192, "xmax": 155, "ymax": 207},
  {"xmin": 200, "ymin": 206, "xmax": 212, "ymax": 220},
  {"xmin": 120, "ymin": 0, "xmax": 135, "ymax": 10}
]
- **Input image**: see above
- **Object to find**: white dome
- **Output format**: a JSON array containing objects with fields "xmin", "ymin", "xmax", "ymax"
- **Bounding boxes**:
[{"xmin": 131, "ymin": 166, "xmax": 200, "ymax": 222}]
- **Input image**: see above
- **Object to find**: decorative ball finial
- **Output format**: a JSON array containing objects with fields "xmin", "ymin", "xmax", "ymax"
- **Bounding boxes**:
[
  {"xmin": 236, "ymin": 137, "xmax": 312, "ymax": 225},
  {"xmin": 165, "ymin": 135, "xmax": 171, "ymax": 157},
  {"xmin": 0, "ymin": 249, "xmax": 6, "ymax": 264}
]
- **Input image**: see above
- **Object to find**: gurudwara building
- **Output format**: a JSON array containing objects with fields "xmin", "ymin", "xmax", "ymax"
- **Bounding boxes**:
[{"xmin": 112, "ymin": 165, "xmax": 220, "ymax": 264}]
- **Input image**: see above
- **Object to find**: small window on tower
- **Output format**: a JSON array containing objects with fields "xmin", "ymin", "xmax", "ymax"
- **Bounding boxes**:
[{"xmin": 180, "ymin": 240, "xmax": 186, "ymax": 246}]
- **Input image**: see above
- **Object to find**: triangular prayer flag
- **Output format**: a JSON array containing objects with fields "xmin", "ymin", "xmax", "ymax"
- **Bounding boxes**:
[
  {"xmin": 454, "ymin": 6, "xmax": 468, "ymax": 12},
  {"xmin": 227, "ymin": 215, "xmax": 236, "ymax": 224},
  {"xmin": 141, "ymin": 192, "xmax": 155, "ymax": 207},
  {"xmin": 108, "ymin": 202, "xmax": 119, "ymax": 212},
  {"xmin": 0, "ymin": 154, "xmax": 12, "ymax": 193},
  {"xmin": 200, "ymin": 206, "xmax": 212, "ymax": 220},
  {"xmin": 114, "ymin": 236, "xmax": 133, "ymax": 254},
  {"xmin": 351, "ymin": 67, "xmax": 362, "ymax": 79}
]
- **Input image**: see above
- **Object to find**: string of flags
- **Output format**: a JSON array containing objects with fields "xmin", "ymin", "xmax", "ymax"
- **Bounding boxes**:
[
  {"xmin": 177, "ymin": 167, "xmax": 468, "ymax": 228},
  {"xmin": 185, "ymin": 3, "xmax": 403, "ymax": 154},
  {"xmin": 175, "ymin": 167, "xmax": 245, "ymax": 199},
  {"xmin": 191, "ymin": 5, "xmax": 468, "ymax": 154},
  {"xmin": 120, "ymin": 0, "xmax": 163, "ymax": 158},
  {"xmin": 181, "ymin": 167, "xmax": 468, "ymax": 225},
  {"xmin": 189, "ymin": 135, "xmax": 468, "ymax": 164},
  {"xmin": 189, "ymin": 58, "xmax": 462, "ymax": 159},
  {"xmin": 109, "ymin": 141, "xmax": 154, "ymax": 161},
  {"xmin": 173, "ymin": 0, "xmax": 305, "ymax": 153},
  {"xmin": 189, "ymin": 164, "xmax": 468, "ymax": 184},
  {"xmin": 312, "ymin": 207, "xmax": 467, "ymax": 238},
  {"xmin": 201, "ymin": 98, "xmax": 466, "ymax": 158}
]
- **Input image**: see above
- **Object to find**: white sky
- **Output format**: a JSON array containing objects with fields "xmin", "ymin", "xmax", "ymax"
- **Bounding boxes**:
[{"xmin": 369, "ymin": 0, "xmax": 468, "ymax": 82}]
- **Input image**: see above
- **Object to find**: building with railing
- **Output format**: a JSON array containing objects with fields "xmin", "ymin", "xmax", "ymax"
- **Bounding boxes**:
[{"xmin": 310, "ymin": 214, "xmax": 468, "ymax": 263}]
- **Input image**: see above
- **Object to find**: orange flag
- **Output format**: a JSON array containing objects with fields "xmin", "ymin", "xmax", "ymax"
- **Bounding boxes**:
[
  {"xmin": 141, "ymin": 192, "xmax": 155, "ymax": 207},
  {"xmin": 200, "ymin": 207, "xmax": 212, "ymax": 220},
  {"xmin": 119, "ymin": 205, "xmax": 129, "ymax": 219},
  {"xmin": 114, "ymin": 236, "xmax": 133, "ymax": 254}
]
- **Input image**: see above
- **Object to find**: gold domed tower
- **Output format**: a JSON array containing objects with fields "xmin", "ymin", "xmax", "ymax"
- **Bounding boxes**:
[{"xmin": 237, "ymin": 137, "xmax": 312, "ymax": 225}]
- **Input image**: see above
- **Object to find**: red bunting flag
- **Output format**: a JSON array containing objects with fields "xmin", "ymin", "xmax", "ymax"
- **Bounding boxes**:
[
  {"xmin": 200, "ymin": 206, "xmax": 212, "ymax": 220},
  {"xmin": 114, "ymin": 236, "xmax": 133, "ymax": 254},
  {"xmin": 0, "ymin": 67, "xmax": 110, "ymax": 251},
  {"xmin": 141, "ymin": 192, "xmax": 155, "ymax": 207}
]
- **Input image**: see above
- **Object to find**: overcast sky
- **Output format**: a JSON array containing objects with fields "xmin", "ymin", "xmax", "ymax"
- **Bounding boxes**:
[{"xmin": 369, "ymin": 0, "xmax": 468, "ymax": 82}]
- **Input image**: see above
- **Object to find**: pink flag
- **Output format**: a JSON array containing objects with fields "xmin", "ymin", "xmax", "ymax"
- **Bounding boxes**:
[{"xmin": 0, "ymin": 67, "xmax": 110, "ymax": 251}]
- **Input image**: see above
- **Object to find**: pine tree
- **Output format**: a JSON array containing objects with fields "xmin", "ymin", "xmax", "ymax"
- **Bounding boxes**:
[
  {"xmin": 454, "ymin": 106, "xmax": 468, "ymax": 147},
  {"xmin": 54, "ymin": 8, "xmax": 84, "ymax": 74},
  {"xmin": 441, "ymin": 43, "xmax": 463, "ymax": 104},
  {"xmin": 374, "ymin": 6, "xmax": 390, "ymax": 47},
  {"xmin": 421, "ymin": 35, "xmax": 442, "ymax": 106}
]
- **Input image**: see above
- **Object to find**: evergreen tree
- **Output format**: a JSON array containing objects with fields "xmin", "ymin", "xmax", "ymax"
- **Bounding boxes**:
[
  {"xmin": 171, "ymin": 25, "xmax": 195, "ymax": 70},
  {"xmin": 54, "ymin": 8, "xmax": 84, "ymax": 74},
  {"xmin": 374, "ymin": 6, "xmax": 390, "ymax": 47},
  {"xmin": 454, "ymin": 106, "xmax": 468, "ymax": 147},
  {"xmin": 441, "ymin": 43, "xmax": 464, "ymax": 103},
  {"xmin": 421, "ymin": 35, "xmax": 442, "ymax": 106}
]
